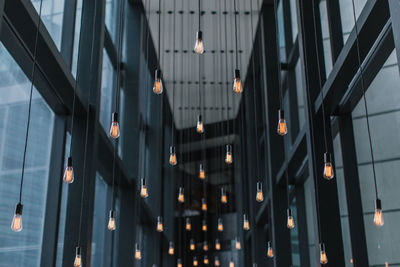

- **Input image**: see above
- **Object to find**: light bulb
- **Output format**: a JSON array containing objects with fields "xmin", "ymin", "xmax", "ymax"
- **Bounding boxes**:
[
  {"xmin": 168, "ymin": 241, "xmax": 175, "ymax": 255},
  {"xmin": 194, "ymin": 31, "xmax": 205, "ymax": 54},
  {"xmin": 204, "ymin": 255, "xmax": 209, "ymax": 265},
  {"xmin": 11, "ymin": 203, "xmax": 23, "ymax": 232},
  {"xmin": 190, "ymin": 238, "xmax": 196, "ymax": 251},
  {"xmin": 177, "ymin": 258, "xmax": 182, "ymax": 267},
  {"xmin": 218, "ymin": 218, "xmax": 223, "ymax": 232},
  {"xmin": 203, "ymin": 241, "xmax": 209, "ymax": 251},
  {"xmin": 74, "ymin": 247, "xmax": 82, "ymax": 267},
  {"xmin": 215, "ymin": 256, "xmax": 220, "ymax": 266},
  {"xmin": 108, "ymin": 210, "xmax": 116, "ymax": 231},
  {"xmin": 225, "ymin": 144, "xmax": 233, "ymax": 164},
  {"xmin": 267, "ymin": 241, "xmax": 274, "ymax": 258},
  {"xmin": 323, "ymin": 152, "xmax": 334, "ymax": 180},
  {"xmin": 233, "ymin": 69, "xmax": 243, "ymax": 94},
  {"xmin": 221, "ymin": 187, "xmax": 228, "ymax": 204},
  {"xmin": 178, "ymin": 187, "xmax": 185, "ymax": 203},
  {"xmin": 197, "ymin": 115, "xmax": 204, "ymax": 133},
  {"xmin": 320, "ymin": 243, "xmax": 328, "ymax": 264},
  {"xmin": 215, "ymin": 239, "xmax": 221, "ymax": 250},
  {"xmin": 169, "ymin": 146, "xmax": 177, "ymax": 166},
  {"xmin": 109, "ymin": 112, "xmax": 120, "ymax": 139},
  {"xmin": 277, "ymin": 109, "xmax": 287, "ymax": 136},
  {"xmin": 256, "ymin": 181, "xmax": 264, "ymax": 202},
  {"xmin": 374, "ymin": 198, "xmax": 384, "ymax": 227},
  {"xmin": 235, "ymin": 238, "xmax": 241, "ymax": 250},
  {"xmin": 153, "ymin": 69, "xmax": 163, "ymax": 94},
  {"xmin": 230, "ymin": 261, "xmax": 235, "ymax": 267},
  {"xmin": 140, "ymin": 178, "xmax": 148, "ymax": 198},
  {"xmin": 193, "ymin": 257, "xmax": 199, "ymax": 266},
  {"xmin": 386, "ymin": 262, "xmax": 389, "ymax": 267},
  {"xmin": 63, "ymin": 156, "xmax": 74, "ymax": 184},
  {"xmin": 202, "ymin": 219, "xmax": 207, "ymax": 231},
  {"xmin": 156, "ymin": 216, "xmax": 163, "ymax": 232},
  {"xmin": 186, "ymin": 217, "xmax": 191, "ymax": 231},
  {"xmin": 201, "ymin": 198, "xmax": 207, "ymax": 211},
  {"xmin": 243, "ymin": 214, "xmax": 250, "ymax": 231},
  {"xmin": 135, "ymin": 243, "xmax": 142, "ymax": 260},
  {"xmin": 199, "ymin": 164, "xmax": 205, "ymax": 179},
  {"xmin": 287, "ymin": 208, "xmax": 295, "ymax": 229}
]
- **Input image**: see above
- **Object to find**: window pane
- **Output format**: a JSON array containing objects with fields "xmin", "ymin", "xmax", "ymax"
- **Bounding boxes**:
[
  {"xmin": 105, "ymin": 0, "xmax": 119, "ymax": 43},
  {"xmin": 100, "ymin": 49, "xmax": 115, "ymax": 134},
  {"xmin": 304, "ymin": 176, "xmax": 318, "ymax": 267},
  {"xmin": 0, "ymin": 42, "xmax": 54, "ymax": 266},
  {"xmin": 71, "ymin": 0, "xmax": 83, "ymax": 77},
  {"xmin": 278, "ymin": 0, "xmax": 286, "ymax": 62},
  {"xmin": 290, "ymin": 0, "xmax": 298, "ymax": 41},
  {"xmin": 319, "ymin": 0, "xmax": 333, "ymax": 76},
  {"xmin": 339, "ymin": 0, "xmax": 367, "ymax": 43},
  {"xmin": 295, "ymin": 59, "xmax": 305, "ymax": 130}
]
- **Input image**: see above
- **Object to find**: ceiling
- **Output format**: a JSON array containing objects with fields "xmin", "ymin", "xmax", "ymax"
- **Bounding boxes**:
[{"xmin": 143, "ymin": 0, "xmax": 262, "ymax": 129}]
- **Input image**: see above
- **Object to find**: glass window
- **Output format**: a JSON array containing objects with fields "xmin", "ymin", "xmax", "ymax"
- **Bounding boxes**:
[
  {"xmin": 71, "ymin": 0, "xmax": 83, "ymax": 77},
  {"xmin": 277, "ymin": 0, "xmax": 286, "ymax": 62},
  {"xmin": 0, "ymin": 42, "xmax": 54, "ymax": 266},
  {"xmin": 290, "ymin": 0, "xmax": 298, "ymax": 41},
  {"xmin": 100, "ymin": 49, "xmax": 115, "ymax": 134},
  {"xmin": 319, "ymin": 0, "xmax": 333, "ymax": 76},
  {"xmin": 304, "ymin": 176, "xmax": 318, "ymax": 267},
  {"xmin": 295, "ymin": 59, "xmax": 305, "ymax": 130},
  {"xmin": 352, "ymin": 49, "xmax": 400, "ymax": 265},
  {"xmin": 290, "ymin": 197, "xmax": 300, "ymax": 267},
  {"xmin": 339, "ymin": 0, "xmax": 367, "ymax": 43},
  {"xmin": 105, "ymin": 0, "xmax": 119, "ymax": 43},
  {"xmin": 32, "ymin": 0, "xmax": 65, "ymax": 50}
]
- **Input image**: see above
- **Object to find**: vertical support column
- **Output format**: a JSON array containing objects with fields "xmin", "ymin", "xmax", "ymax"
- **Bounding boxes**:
[
  {"xmin": 295, "ymin": 185, "xmax": 311, "ymax": 266},
  {"xmin": 325, "ymin": 0, "xmax": 344, "ymax": 62},
  {"xmin": 0, "ymin": 0, "xmax": 5, "ymax": 33},
  {"xmin": 388, "ymin": 0, "xmax": 400, "ymax": 73}
]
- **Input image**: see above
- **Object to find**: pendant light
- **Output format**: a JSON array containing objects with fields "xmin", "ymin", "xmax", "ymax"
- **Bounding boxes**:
[
  {"xmin": 169, "ymin": 146, "xmax": 177, "ymax": 166},
  {"xmin": 225, "ymin": 144, "xmax": 233, "ymax": 164},
  {"xmin": 194, "ymin": 0, "xmax": 204, "ymax": 54},
  {"xmin": 196, "ymin": 115, "xmax": 204, "ymax": 133},
  {"xmin": 156, "ymin": 216, "xmax": 164, "ymax": 232},
  {"xmin": 109, "ymin": 112, "xmax": 120, "ymax": 139},
  {"xmin": 63, "ymin": 156, "xmax": 74, "ymax": 184},
  {"xmin": 74, "ymin": 247, "xmax": 82, "ymax": 267},
  {"xmin": 108, "ymin": 210, "xmax": 116, "ymax": 231},
  {"xmin": 204, "ymin": 255, "xmax": 209, "ymax": 265},
  {"xmin": 218, "ymin": 217, "xmax": 224, "ymax": 232},
  {"xmin": 202, "ymin": 218, "xmax": 207, "ymax": 231},
  {"xmin": 215, "ymin": 256, "xmax": 220, "ymax": 266},
  {"xmin": 185, "ymin": 217, "xmax": 191, "ymax": 231},
  {"xmin": 168, "ymin": 241, "xmax": 175, "ymax": 255},
  {"xmin": 243, "ymin": 214, "xmax": 250, "ymax": 231},
  {"xmin": 230, "ymin": 261, "xmax": 235, "ymax": 267},
  {"xmin": 287, "ymin": 208, "xmax": 295, "ymax": 229},
  {"xmin": 153, "ymin": 0, "xmax": 163, "ymax": 94},
  {"xmin": 235, "ymin": 237, "xmax": 241, "ymax": 250},
  {"xmin": 319, "ymin": 243, "xmax": 328, "ymax": 264},
  {"xmin": 190, "ymin": 238, "xmax": 196, "ymax": 251},
  {"xmin": 215, "ymin": 238, "xmax": 221, "ymax": 250},
  {"xmin": 193, "ymin": 257, "xmax": 199, "ymax": 266},
  {"xmin": 178, "ymin": 186, "xmax": 185, "ymax": 203},
  {"xmin": 203, "ymin": 240, "xmax": 209, "ymax": 251},
  {"xmin": 135, "ymin": 243, "xmax": 142, "ymax": 260},
  {"xmin": 267, "ymin": 241, "xmax": 274, "ymax": 258},
  {"xmin": 140, "ymin": 178, "xmax": 148, "ymax": 198},
  {"xmin": 201, "ymin": 197, "xmax": 207, "ymax": 211},
  {"xmin": 232, "ymin": 0, "xmax": 242, "ymax": 94},
  {"xmin": 177, "ymin": 259, "xmax": 182, "ymax": 267},
  {"xmin": 256, "ymin": 181, "xmax": 264, "ymax": 202},
  {"xmin": 221, "ymin": 187, "xmax": 228, "ymax": 204},
  {"xmin": 199, "ymin": 163, "xmax": 205, "ymax": 179}
]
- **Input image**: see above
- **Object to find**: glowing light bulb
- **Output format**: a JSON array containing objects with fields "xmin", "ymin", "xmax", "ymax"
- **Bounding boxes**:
[
  {"xmin": 199, "ymin": 164, "xmax": 205, "ymax": 179},
  {"xmin": 194, "ymin": 31, "xmax": 205, "ymax": 54},
  {"xmin": 218, "ymin": 218, "xmax": 223, "ymax": 232},
  {"xmin": 204, "ymin": 255, "xmax": 209, "ymax": 265},
  {"xmin": 140, "ymin": 178, "xmax": 148, "ymax": 198},
  {"xmin": 374, "ymin": 198, "xmax": 384, "ymax": 227},
  {"xmin": 215, "ymin": 256, "xmax": 220, "ymax": 266},
  {"xmin": 197, "ymin": 115, "xmax": 204, "ymax": 133},
  {"xmin": 190, "ymin": 238, "xmax": 196, "ymax": 251},
  {"xmin": 201, "ymin": 198, "xmax": 207, "ymax": 211},
  {"xmin": 168, "ymin": 241, "xmax": 175, "ymax": 255},
  {"xmin": 243, "ymin": 214, "xmax": 250, "ymax": 231},
  {"xmin": 233, "ymin": 69, "xmax": 243, "ymax": 93},
  {"xmin": 323, "ymin": 152, "xmax": 334, "ymax": 180},
  {"xmin": 225, "ymin": 144, "xmax": 233, "ymax": 164},
  {"xmin": 135, "ymin": 243, "xmax": 142, "ymax": 260},
  {"xmin": 267, "ymin": 241, "xmax": 274, "ymax": 258},
  {"xmin": 203, "ymin": 241, "xmax": 209, "ymax": 251},
  {"xmin": 193, "ymin": 257, "xmax": 199, "ymax": 266},
  {"xmin": 215, "ymin": 239, "xmax": 221, "ymax": 250},
  {"xmin": 235, "ymin": 238, "xmax": 241, "ymax": 250},
  {"xmin": 74, "ymin": 247, "xmax": 82, "ymax": 267},
  {"xmin": 109, "ymin": 112, "xmax": 120, "ymax": 139},
  {"xmin": 186, "ymin": 217, "xmax": 191, "ymax": 231},
  {"xmin": 108, "ymin": 210, "xmax": 116, "ymax": 231},
  {"xmin": 386, "ymin": 262, "xmax": 389, "ymax": 267},
  {"xmin": 202, "ymin": 219, "xmax": 207, "ymax": 231},
  {"xmin": 177, "ymin": 258, "xmax": 182, "ymax": 267},
  {"xmin": 287, "ymin": 208, "xmax": 295, "ymax": 229},
  {"xmin": 11, "ymin": 203, "xmax": 23, "ymax": 232},
  {"xmin": 169, "ymin": 146, "xmax": 177, "ymax": 166},
  {"xmin": 320, "ymin": 243, "xmax": 328, "ymax": 264},
  {"xmin": 156, "ymin": 216, "xmax": 163, "ymax": 232},
  {"xmin": 153, "ymin": 69, "xmax": 163, "ymax": 94},
  {"xmin": 178, "ymin": 187, "xmax": 185, "ymax": 203},
  {"xmin": 256, "ymin": 181, "xmax": 264, "ymax": 202},
  {"xmin": 63, "ymin": 156, "xmax": 74, "ymax": 184},
  {"xmin": 277, "ymin": 109, "xmax": 287, "ymax": 136},
  {"xmin": 221, "ymin": 187, "xmax": 228, "ymax": 204},
  {"xmin": 230, "ymin": 261, "xmax": 235, "ymax": 267}
]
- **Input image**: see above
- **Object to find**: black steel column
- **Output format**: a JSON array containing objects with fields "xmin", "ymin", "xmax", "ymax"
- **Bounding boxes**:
[{"xmin": 325, "ymin": 0, "xmax": 344, "ymax": 62}]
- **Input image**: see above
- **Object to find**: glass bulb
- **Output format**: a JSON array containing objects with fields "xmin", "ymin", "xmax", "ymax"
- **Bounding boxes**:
[
  {"xmin": 221, "ymin": 187, "xmax": 228, "ymax": 204},
  {"xmin": 218, "ymin": 218, "xmax": 223, "ymax": 232},
  {"xmin": 109, "ymin": 112, "xmax": 120, "ymax": 139},
  {"xmin": 204, "ymin": 255, "xmax": 209, "ymax": 265},
  {"xmin": 201, "ymin": 198, "xmax": 207, "ymax": 211},
  {"xmin": 190, "ymin": 238, "xmax": 196, "ymax": 251},
  {"xmin": 108, "ymin": 210, "xmax": 116, "ymax": 231},
  {"xmin": 199, "ymin": 164, "xmax": 205, "ymax": 179},
  {"xmin": 153, "ymin": 69, "xmax": 163, "ymax": 94},
  {"xmin": 156, "ymin": 216, "xmax": 163, "ymax": 232},
  {"xmin": 63, "ymin": 156, "xmax": 74, "ymax": 184},
  {"xmin": 374, "ymin": 198, "xmax": 384, "ymax": 227},
  {"xmin": 233, "ymin": 69, "xmax": 243, "ymax": 93},
  {"xmin": 74, "ymin": 247, "xmax": 82, "ymax": 267},
  {"xmin": 320, "ymin": 243, "xmax": 328, "ymax": 264},
  {"xmin": 168, "ymin": 242, "xmax": 175, "ymax": 255},
  {"xmin": 186, "ymin": 217, "xmax": 191, "ymax": 231},
  {"xmin": 386, "ymin": 262, "xmax": 389, "ymax": 267},
  {"xmin": 140, "ymin": 178, "xmax": 148, "ymax": 198},
  {"xmin": 267, "ymin": 241, "xmax": 274, "ymax": 258},
  {"xmin": 197, "ymin": 115, "xmax": 204, "ymax": 133},
  {"xmin": 135, "ymin": 244, "xmax": 142, "ymax": 260},
  {"xmin": 215, "ymin": 239, "xmax": 221, "ymax": 250},
  {"xmin": 225, "ymin": 144, "xmax": 233, "ymax": 164},
  {"xmin": 277, "ymin": 109, "xmax": 288, "ymax": 136},
  {"xmin": 169, "ymin": 146, "xmax": 177, "ymax": 166},
  {"xmin": 287, "ymin": 209, "xmax": 295, "ymax": 229},
  {"xmin": 203, "ymin": 241, "xmax": 209, "ymax": 251},
  {"xmin": 194, "ymin": 31, "xmax": 205, "ymax": 54},
  {"xmin": 323, "ymin": 152, "xmax": 334, "ymax": 180},
  {"xmin": 11, "ymin": 203, "xmax": 23, "ymax": 232},
  {"xmin": 215, "ymin": 256, "xmax": 220, "ymax": 266},
  {"xmin": 178, "ymin": 187, "xmax": 185, "ymax": 203},
  {"xmin": 230, "ymin": 261, "xmax": 235, "ymax": 267},
  {"xmin": 202, "ymin": 219, "xmax": 207, "ymax": 231},
  {"xmin": 235, "ymin": 238, "xmax": 241, "ymax": 250},
  {"xmin": 243, "ymin": 214, "xmax": 250, "ymax": 231},
  {"xmin": 193, "ymin": 257, "xmax": 199, "ymax": 266},
  {"xmin": 177, "ymin": 259, "xmax": 182, "ymax": 267},
  {"xmin": 256, "ymin": 181, "xmax": 264, "ymax": 202}
]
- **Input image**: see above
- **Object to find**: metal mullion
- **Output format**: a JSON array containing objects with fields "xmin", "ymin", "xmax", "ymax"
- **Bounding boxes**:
[
  {"xmin": 60, "ymin": 0, "xmax": 78, "ymax": 68},
  {"xmin": 389, "ymin": 0, "xmax": 400, "ymax": 73},
  {"xmin": 325, "ymin": 0, "xmax": 344, "ymax": 62}
]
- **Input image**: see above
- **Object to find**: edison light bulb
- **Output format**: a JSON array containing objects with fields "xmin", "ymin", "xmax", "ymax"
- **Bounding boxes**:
[
  {"xmin": 235, "ymin": 238, "xmax": 241, "ymax": 250},
  {"xmin": 203, "ymin": 241, "xmax": 209, "ymax": 251},
  {"xmin": 74, "ymin": 247, "xmax": 82, "ymax": 267},
  {"xmin": 193, "ymin": 257, "xmax": 199, "ymax": 266},
  {"xmin": 140, "ymin": 178, "xmax": 148, "ymax": 198},
  {"xmin": 374, "ymin": 198, "xmax": 384, "ymax": 227},
  {"xmin": 230, "ymin": 261, "xmax": 235, "ymax": 267},
  {"xmin": 287, "ymin": 208, "xmax": 295, "ymax": 229},
  {"xmin": 215, "ymin": 239, "xmax": 221, "ymax": 250},
  {"xmin": 168, "ymin": 241, "xmax": 175, "ymax": 255},
  {"xmin": 386, "ymin": 262, "xmax": 389, "ymax": 267},
  {"xmin": 135, "ymin": 243, "xmax": 142, "ymax": 260},
  {"xmin": 156, "ymin": 216, "xmax": 163, "ymax": 232},
  {"xmin": 201, "ymin": 198, "xmax": 207, "ymax": 211},
  {"xmin": 178, "ymin": 187, "xmax": 185, "ymax": 203},
  {"xmin": 186, "ymin": 217, "xmax": 191, "ymax": 231},
  {"xmin": 225, "ymin": 144, "xmax": 233, "ymax": 164},
  {"xmin": 202, "ymin": 219, "xmax": 207, "ymax": 231},
  {"xmin": 323, "ymin": 152, "xmax": 334, "ymax": 180},
  {"xmin": 204, "ymin": 255, "xmax": 209, "ymax": 265},
  {"xmin": 218, "ymin": 218, "xmax": 223, "ymax": 232},
  {"xmin": 256, "ymin": 181, "xmax": 264, "ymax": 202},
  {"xmin": 153, "ymin": 69, "xmax": 163, "ymax": 94},
  {"xmin": 197, "ymin": 115, "xmax": 204, "ymax": 133},
  {"xmin": 320, "ymin": 243, "xmax": 328, "ymax": 264},
  {"xmin": 190, "ymin": 238, "xmax": 196, "ymax": 251},
  {"xmin": 63, "ymin": 156, "xmax": 74, "ymax": 184},
  {"xmin": 277, "ymin": 109, "xmax": 287, "ymax": 136},
  {"xmin": 221, "ymin": 187, "xmax": 228, "ymax": 204},
  {"xmin": 177, "ymin": 259, "xmax": 182, "ymax": 267},
  {"xmin": 11, "ymin": 202, "xmax": 23, "ymax": 232},
  {"xmin": 267, "ymin": 241, "xmax": 274, "ymax": 258},
  {"xmin": 169, "ymin": 146, "xmax": 177, "ymax": 166},
  {"xmin": 243, "ymin": 214, "xmax": 250, "ymax": 231},
  {"xmin": 109, "ymin": 112, "xmax": 120, "ymax": 139},
  {"xmin": 199, "ymin": 164, "xmax": 205, "ymax": 179},
  {"xmin": 108, "ymin": 210, "xmax": 116, "ymax": 231},
  {"xmin": 233, "ymin": 69, "xmax": 243, "ymax": 94},
  {"xmin": 194, "ymin": 31, "xmax": 205, "ymax": 54},
  {"xmin": 215, "ymin": 256, "xmax": 220, "ymax": 266}
]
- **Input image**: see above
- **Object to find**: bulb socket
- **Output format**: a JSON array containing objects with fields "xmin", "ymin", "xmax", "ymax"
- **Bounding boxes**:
[
  {"xmin": 257, "ymin": 181, "xmax": 262, "ymax": 191},
  {"xmin": 169, "ymin": 241, "xmax": 174, "ymax": 247},
  {"xmin": 375, "ymin": 198, "xmax": 382, "ymax": 210},
  {"xmin": 76, "ymin": 246, "xmax": 81, "ymax": 255},
  {"xmin": 67, "ymin": 156, "xmax": 73, "ymax": 167},
  {"xmin": 141, "ymin": 178, "xmax": 146, "ymax": 186},
  {"xmin": 186, "ymin": 217, "xmax": 191, "ymax": 224},
  {"xmin": 200, "ymin": 163, "xmax": 204, "ymax": 170},
  {"xmin": 112, "ymin": 112, "xmax": 119, "ymax": 123},
  {"xmin": 287, "ymin": 208, "xmax": 292, "ymax": 217},
  {"xmin": 320, "ymin": 243, "xmax": 326, "ymax": 252},
  {"xmin": 267, "ymin": 241, "xmax": 271, "ymax": 247},
  {"xmin": 278, "ymin": 109, "xmax": 284, "ymax": 119},
  {"xmin": 234, "ymin": 69, "xmax": 241, "ymax": 79},
  {"xmin": 109, "ymin": 210, "xmax": 115, "ymax": 219},
  {"xmin": 155, "ymin": 69, "xmax": 162, "ymax": 79},
  {"xmin": 197, "ymin": 114, "xmax": 202, "ymax": 122},
  {"xmin": 15, "ymin": 203, "xmax": 23, "ymax": 215},
  {"xmin": 218, "ymin": 218, "xmax": 223, "ymax": 224},
  {"xmin": 157, "ymin": 216, "xmax": 162, "ymax": 222},
  {"xmin": 196, "ymin": 31, "xmax": 203, "ymax": 40},
  {"xmin": 170, "ymin": 146, "xmax": 175, "ymax": 154},
  {"xmin": 226, "ymin": 144, "xmax": 232, "ymax": 153},
  {"xmin": 324, "ymin": 152, "xmax": 331, "ymax": 163},
  {"xmin": 243, "ymin": 214, "xmax": 248, "ymax": 220},
  {"xmin": 135, "ymin": 243, "xmax": 140, "ymax": 250}
]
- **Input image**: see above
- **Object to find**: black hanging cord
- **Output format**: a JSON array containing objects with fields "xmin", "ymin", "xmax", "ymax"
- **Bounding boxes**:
[
  {"xmin": 158, "ymin": 0, "xmax": 161, "ymax": 65},
  {"xmin": 198, "ymin": 0, "xmax": 201, "ymax": 30},
  {"xmin": 171, "ymin": 0, "xmax": 176, "ymax": 145},
  {"xmin": 350, "ymin": 0, "xmax": 378, "ymax": 199},
  {"xmin": 224, "ymin": 0, "xmax": 230, "ymax": 138},
  {"xmin": 233, "ymin": 0, "xmax": 239, "ymax": 69},
  {"xmin": 272, "ymin": 0, "xmax": 283, "ymax": 108}
]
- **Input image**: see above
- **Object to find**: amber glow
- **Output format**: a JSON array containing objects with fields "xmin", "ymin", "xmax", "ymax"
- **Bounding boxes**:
[
  {"xmin": 243, "ymin": 218, "xmax": 250, "ymax": 231},
  {"xmin": 199, "ymin": 166, "xmax": 205, "ymax": 180},
  {"xmin": 386, "ymin": 262, "xmax": 389, "ymax": 267},
  {"xmin": 168, "ymin": 243, "xmax": 174, "ymax": 255},
  {"xmin": 221, "ymin": 193, "xmax": 228, "ymax": 204},
  {"xmin": 204, "ymin": 256, "xmax": 209, "ymax": 265},
  {"xmin": 135, "ymin": 247, "xmax": 142, "ymax": 260},
  {"xmin": 169, "ymin": 153, "xmax": 177, "ymax": 166},
  {"xmin": 108, "ymin": 216, "xmax": 116, "ymax": 231},
  {"xmin": 197, "ymin": 120, "xmax": 204, "ymax": 133},
  {"xmin": 215, "ymin": 240, "xmax": 221, "ymax": 250},
  {"xmin": 63, "ymin": 167, "xmax": 74, "ymax": 184},
  {"xmin": 374, "ymin": 209, "xmax": 384, "ymax": 227},
  {"xmin": 193, "ymin": 258, "xmax": 198, "ymax": 266},
  {"xmin": 215, "ymin": 258, "xmax": 220, "ymax": 266},
  {"xmin": 11, "ymin": 215, "xmax": 22, "ymax": 232},
  {"xmin": 190, "ymin": 241, "xmax": 196, "ymax": 251},
  {"xmin": 225, "ymin": 152, "xmax": 233, "ymax": 164},
  {"xmin": 140, "ymin": 185, "xmax": 148, "ymax": 198},
  {"xmin": 233, "ymin": 79, "xmax": 243, "ymax": 94},
  {"xmin": 186, "ymin": 220, "xmax": 191, "ymax": 231},
  {"xmin": 110, "ymin": 122, "xmax": 120, "ymax": 139},
  {"xmin": 178, "ymin": 192, "xmax": 184, "ymax": 203},
  {"xmin": 218, "ymin": 221, "xmax": 223, "ymax": 232},
  {"xmin": 320, "ymin": 251, "xmax": 328, "ymax": 264},
  {"xmin": 156, "ymin": 217, "xmax": 163, "ymax": 232},
  {"xmin": 203, "ymin": 242, "xmax": 208, "ymax": 251},
  {"xmin": 256, "ymin": 190, "xmax": 264, "ymax": 202},
  {"xmin": 177, "ymin": 261, "xmax": 182, "ymax": 267},
  {"xmin": 287, "ymin": 216, "xmax": 295, "ymax": 229},
  {"xmin": 194, "ymin": 39, "xmax": 204, "ymax": 54},
  {"xmin": 202, "ymin": 222, "xmax": 207, "ymax": 232},
  {"xmin": 267, "ymin": 242, "xmax": 274, "ymax": 258},
  {"xmin": 202, "ymin": 199, "xmax": 207, "ymax": 211},
  {"xmin": 153, "ymin": 79, "xmax": 163, "ymax": 94},
  {"xmin": 74, "ymin": 254, "xmax": 82, "ymax": 267},
  {"xmin": 323, "ymin": 163, "xmax": 334, "ymax": 180},
  {"xmin": 235, "ymin": 240, "xmax": 241, "ymax": 250},
  {"xmin": 230, "ymin": 261, "xmax": 235, "ymax": 267}
]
